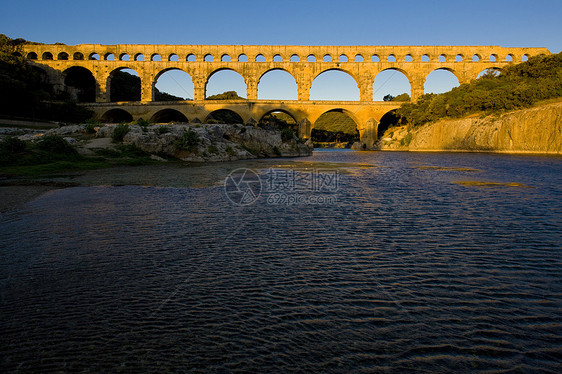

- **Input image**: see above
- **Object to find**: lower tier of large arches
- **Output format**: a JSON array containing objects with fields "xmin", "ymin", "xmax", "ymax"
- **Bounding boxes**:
[{"xmin": 88, "ymin": 100, "xmax": 401, "ymax": 148}]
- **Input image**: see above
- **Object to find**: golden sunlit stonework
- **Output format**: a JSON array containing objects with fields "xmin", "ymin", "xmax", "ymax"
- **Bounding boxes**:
[{"xmin": 21, "ymin": 44, "xmax": 550, "ymax": 146}]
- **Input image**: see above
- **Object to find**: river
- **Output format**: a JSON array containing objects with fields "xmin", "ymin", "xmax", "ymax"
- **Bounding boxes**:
[{"xmin": 1, "ymin": 150, "xmax": 561, "ymax": 373}]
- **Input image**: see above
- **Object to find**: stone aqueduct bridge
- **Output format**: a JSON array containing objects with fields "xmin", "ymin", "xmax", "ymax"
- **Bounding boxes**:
[{"xmin": 22, "ymin": 44, "xmax": 550, "ymax": 145}]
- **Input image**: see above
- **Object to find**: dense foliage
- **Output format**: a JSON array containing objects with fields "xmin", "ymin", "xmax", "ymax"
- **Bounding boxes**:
[
  {"xmin": 0, "ymin": 34, "xmax": 93, "ymax": 122},
  {"xmin": 206, "ymin": 91, "xmax": 245, "ymax": 100},
  {"xmin": 396, "ymin": 52, "xmax": 562, "ymax": 127}
]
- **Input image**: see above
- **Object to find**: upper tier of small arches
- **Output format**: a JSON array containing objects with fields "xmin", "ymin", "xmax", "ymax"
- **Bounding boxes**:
[{"xmin": 20, "ymin": 44, "xmax": 549, "ymax": 64}]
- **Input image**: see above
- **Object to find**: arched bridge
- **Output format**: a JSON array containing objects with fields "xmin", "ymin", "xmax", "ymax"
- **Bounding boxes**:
[{"xmin": 21, "ymin": 44, "xmax": 550, "ymax": 146}]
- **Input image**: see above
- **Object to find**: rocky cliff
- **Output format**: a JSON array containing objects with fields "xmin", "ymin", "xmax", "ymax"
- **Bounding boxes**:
[{"xmin": 379, "ymin": 101, "xmax": 562, "ymax": 154}]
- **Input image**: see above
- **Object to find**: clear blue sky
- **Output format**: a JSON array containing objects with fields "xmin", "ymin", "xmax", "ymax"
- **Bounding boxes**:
[{"xmin": 2, "ymin": 0, "xmax": 561, "ymax": 100}]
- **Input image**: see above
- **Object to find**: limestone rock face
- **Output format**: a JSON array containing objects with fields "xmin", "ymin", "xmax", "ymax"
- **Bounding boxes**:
[
  {"xmin": 381, "ymin": 101, "xmax": 562, "ymax": 154},
  {"xmin": 118, "ymin": 124, "xmax": 312, "ymax": 162}
]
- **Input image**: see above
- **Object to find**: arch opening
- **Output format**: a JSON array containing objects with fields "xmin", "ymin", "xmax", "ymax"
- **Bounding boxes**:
[
  {"xmin": 256, "ymin": 54, "xmax": 266, "ymax": 62},
  {"xmin": 373, "ymin": 69, "xmax": 411, "ymax": 102},
  {"xmin": 312, "ymin": 109, "xmax": 359, "ymax": 148},
  {"xmin": 187, "ymin": 54, "xmax": 196, "ymax": 62},
  {"xmin": 257, "ymin": 69, "xmax": 298, "ymax": 100},
  {"xmin": 310, "ymin": 70, "xmax": 360, "ymax": 101},
  {"xmin": 155, "ymin": 69, "xmax": 194, "ymax": 101},
  {"xmin": 27, "ymin": 52, "xmax": 38, "ymax": 60},
  {"xmin": 73, "ymin": 52, "xmax": 84, "ymax": 60},
  {"xmin": 63, "ymin": 66, "xmax": 96, "ymax": 103},
  {"xmin": 100, "ymin": 109, "xmax": 133, "ymax": 123},
  {"xmin": 371, "ymin": 54, "xmax": 379, "ymax": 62},
  {"xmin": 150, "ymin": 109, "xmax": 188, "ymax": 123},
  {"xmin": 104, "ymin": 53, "xmax": 115, "ymax": 61},
  {"xmin": 238, "ymin": 54, "xmax": 248, "ymax": 62},
  {"xmin": 205, "ymin": 109, "xmax": 244, "ymax": 124},
  {"xmin": 42, "ymin": 52, "xmax": 53, "ymax": 60},
  {"xmin": 307, "ymin": 55, "xmax": 316, "ymax": 62},
  {"xmin": 424, "ymin": 69, "xmax": 460, "ymax": 94},
  {"xmin": 110, "ymin": 68, "xmax": 141, "ymax": 102},
  {"xmin": 456, "ymin": 54, "xmax": 463, "ymax": 62},
  {"xmin": 290, "ymin": 54, "xmax": 300, "ymax": 62},
  {"xmin": 58, "ymin": 52, "xmax": 69, "ymax": 60},
  {"xmin": 206, "ymin": 69, "xmax": 247, "ymax": 99},
  {"xmin": 134, "ymin": 53, "xmax": 145, "ymax": 61},
  {"xmin": 120, "ymin": 53, "xmax": 130, "ymax": 61},
  {"xmin": 221, "ymin": 54, "xmax": 231, "ymax": 62},
  {"xmin": 89, "ymin": 53, "xmax": 99, "ymax": 60},
  {"xmin": 377, "ymin": 110, "xmax": 404, "ymax": 139},
  {"xmin": 258, "ymin": 110, "xmax": 298, "ymax": 135},
  {"xmin": 151, "ymin": 54, "xmax": 161, "ymax": 62},
  {"xmin": 388, "ymin": 54, "xmax": 396, "ymax": 62},
  {"xmin": 273, "ymin": 54, "xmax": 283, "ymax": 62},
  {"xmin": 169, "ymin": 54, "xmax": 179, "ymax": 62},
  {"xmin": 405, "ymin": 54, "xmax": 413, "ymax": 62},
  {"xmin": 355, "ymin": 54, "xmax": 364, "ymax": 62}
]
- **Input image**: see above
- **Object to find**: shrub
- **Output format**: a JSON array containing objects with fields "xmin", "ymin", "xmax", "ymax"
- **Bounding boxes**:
[
  {"xmin": 85, "ymin": 123, "xmax": 96, "ymax": 134},
  {"xmin": 37, "ymin": 135, "xmax": 77, "ymax": 155},
  {"xmin": 112, "ymin": 123, "xmax": 130, "ymax": 143},
  {"xmin": 157, "ymin": 126, "xmax": 169, "ymax": 134},
  {"xmin": 1, "ymin": 136, "xmax": 26, "ymax": 153},
  {"xmin": 280, "ymin": 127, "xmax": 295, "ymax": 142},
  {"xmin": 208, "ymin": 144, "xmax": 218, "ymax": 154},
  {"xmin": 175, "ymin": 129, "xmax": 200, "ymax": 150}
]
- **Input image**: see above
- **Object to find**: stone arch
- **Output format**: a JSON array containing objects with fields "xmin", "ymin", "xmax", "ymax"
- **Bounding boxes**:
[
  {"xmin": 371, "ymin": 54, "xmax": 380, "ymax": 62},
  {"xmin": 323, "ymin": 54, "xmax": 332, "ymax": 62},
  {"xmin": 489, "ymin": 54, "xmax": 498, "ymax": 62},
  {"xmin": 355, "ymin": 54, "xmax": 364, "ymax": 62},
  {"xmin": 42, "ymin": 52, "xmax": 53, "ymax": 60},
  {"xmin": 307, "ymin": 54, "xmax": 316, "ymax": 62},
  {"xmin": 273, "ymin": 54, "xmax": 283, "ymax": 62},
  {"xmin": 73, "ymin": 52, "xmax": 84, "ymax": 60},
  {"xmin": 89, "ymin": 53, "xmax": 99, "ymax": 60},
  {"xmin": 27, "ymin": 52, "xmax": 38, "ymax": 60},
  {"xmin": 104, "ymin": 53, "xmax": 115, "ymax": 61},
  {"xmin": 63, "ymin": 66, "xmax": 96, "ymax": 103},
  {"xmin": 169, "ymin": 53, "xmax": 179, "ymax": 62},
  {"xmin": 238, "ymin": 54, "xmax": 248, "ymax": 62},
  {"xmin": 205, "ymin": 109, "xmax": 244, "ymax": 124},
  {"xmin": 472, "ymin": 54, "xmax": 481, "ymax": 62},
  {"xmin": 373, "ymin": 68, "xmax": 411, "ymax": 101},
  {"xmin": 290, "ymin": 54, "xmax": 300, "ymax": 62},
  {"xmin": 109, "ymin": 68, "xmax": 141, "ymax": 102},
  {"xmin": 206, "ymin": 68, "xmax": 247, "ymax": 99},
  {"xmin": 310, "ymin": 69, "xmax": 360, "ymax": 101},
  {"xmin": 255, "ymin": 54, "xmax": 266, "ymax": 62},
  {"xmin": 57, "ymin": 52, "xmax": 69, "ymax": 60},
  {"xmin": 154, "ymin": 68, "xmax": 194, "ymax": 101},
  {"xmin": 258, "ymin": 109, "xmax": 299, "ymax": 134},
  {"xmin": 421, "ymin": 54, "xmax": 430, "ymax": 62},
  {"xmin": 134, "ymin": 53, "xmax": 145, "ymax": 61},
  {"xmin": 339, "ymin": 54, "xmax": 348, "ymax": 62},
  {"xmin": 311, "ymin": 109, "xmax": 360, "ymax": 144},
  {"xmin": 187, "ymin": 54, "xmax": 196, "ymax": 62},
  {"xmin": 405, "ymin": 54, "xmax": 413, "ymax": 62},
  {"xmin": 377, "ymin": 109, "xmax": 401, "ymax": 138},
  {"xmin": 439, "ymin": 54, "xmax": 447, "ymax": 62},
  {"xmin": 257, "ymin": 68, "xmax": 298, "ymax": 100},
  {"xmin": 456, "ymin": 54, "xmax": 463, "ymax": 62},
  {"xmin": 221, "ymin": 54, "xmax": 231, "ymax": 62},
  {"xmin": 150, "ymin": 109, "xmax": 189, "ymax": 123},
  {"xmin": 151, "ymin": 53, "xmax": 162, "ymax": 61},
  {"xmin": 100, "ymin": 109, "xmax": 133, "ymax": 123},
  {"xmin": 424, "ymin": 68, "xmax": 460, "ymax": 94},
  {"xmin": 120, "ymin": 53, "xmax": 130, "ymax": 61},
  {"xmin": 388, "ymin": 54, "xmax": 396, "ymax": 62}
]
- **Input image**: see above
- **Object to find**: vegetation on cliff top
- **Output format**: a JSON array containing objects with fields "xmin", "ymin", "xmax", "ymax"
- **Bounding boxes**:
[
  {"xmin": 396, "ymin": 52, "xmax": 562, "ymax": 127},
  {"xmin": 0, "ymin": 34, "xmax": 93, "ymax": 123}
]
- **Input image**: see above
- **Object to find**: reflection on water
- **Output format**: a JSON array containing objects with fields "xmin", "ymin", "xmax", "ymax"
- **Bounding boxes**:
[{"xmin": 1, "ymin": 151, "xmax": 561, "ymax": 372}]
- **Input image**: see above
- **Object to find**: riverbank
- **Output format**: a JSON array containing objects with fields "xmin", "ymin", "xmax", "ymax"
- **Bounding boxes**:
[{"xmin": 379, "ymin": 100, "xmax": 562, "ymax": 154}]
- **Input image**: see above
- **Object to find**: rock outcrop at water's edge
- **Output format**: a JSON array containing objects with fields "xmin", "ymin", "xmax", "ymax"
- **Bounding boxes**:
[
  {"xmin": 379, "ymin": 101, "xmax": 562, "ymax": 154},
  {"xmin": 24, "ymin": 123, "xmax": 313, "ymax": 162}
]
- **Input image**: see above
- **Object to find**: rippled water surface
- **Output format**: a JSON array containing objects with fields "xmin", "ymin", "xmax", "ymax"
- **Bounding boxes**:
[{"xmin": 1, "ymin": 151, "xmax": 561, "ymax": 373}]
